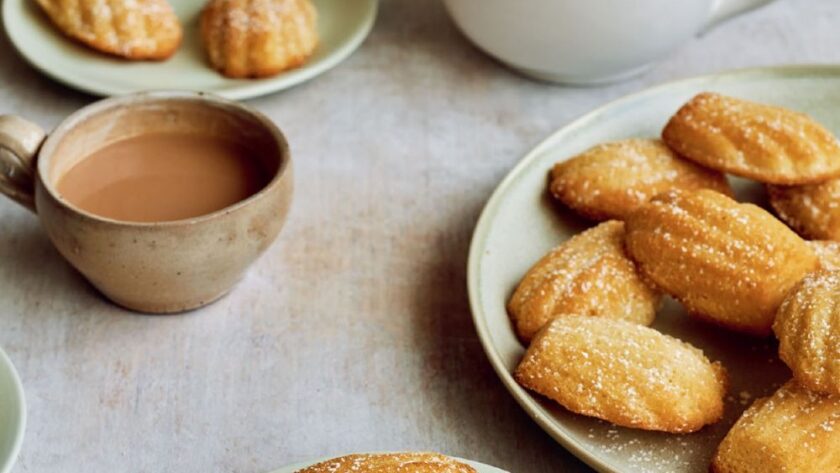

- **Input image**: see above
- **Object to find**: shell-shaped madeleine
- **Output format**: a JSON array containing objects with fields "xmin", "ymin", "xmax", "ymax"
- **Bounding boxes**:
[
  {"xmin": 201, "ymin": 0, "xmax": 319, "ymax": 78},
  {"xmin": 773, "ymin": 271, "xmax": 840, "ymax": 395},
  {"xmin": 711, "ymin": 381, "xmax": 840, "ymax": 473},
  {"xmin": 625, "ymin": 189, "xmax": 818, "ymax": 336},
  {"xmin": 295, "ymin": 453, "xmax": 477, "ymax": 473},
  {"xmin": 768, "ymin": 178, "xmax": 840, "ymax": 241},
  {"xmin": 35, "ymin": 0, "xmax": 182, "ymax": 60},
  {"xmin": 549, "ymin": 139, "xmax": 731, "ymax": 221},
  {"xmin": 663, "ymin": 92, "xmax": 840, "ymax": 185},
  {"xmin": 507, "ymin": 221, "xmax": 659, "ymax": 343},
  {"xmin": 808, "ymin": 240, "xmax": 840, "ymax": 271},
  {"xmin": 515, "ymin": 316, "xmax": 727, "ymax": 433}
]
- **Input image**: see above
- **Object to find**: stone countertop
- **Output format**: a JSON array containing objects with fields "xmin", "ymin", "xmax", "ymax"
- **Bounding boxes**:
[{"xmin": 1, "ymin": 0, "xmax": 838, "ymax": 471}]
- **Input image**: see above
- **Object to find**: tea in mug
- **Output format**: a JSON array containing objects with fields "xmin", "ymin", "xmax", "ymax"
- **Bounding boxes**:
[{"xmin": 58, "ymin": 132, "xmax": 269, "ymax": 222}]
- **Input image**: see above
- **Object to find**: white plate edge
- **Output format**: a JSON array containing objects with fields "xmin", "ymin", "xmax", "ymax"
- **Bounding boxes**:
[{"xmin": 0, "ymin": 347, "xmax": 25, "ymax": 473}]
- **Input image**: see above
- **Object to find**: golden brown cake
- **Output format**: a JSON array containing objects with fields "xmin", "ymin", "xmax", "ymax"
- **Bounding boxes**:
[
  {"xmin": 200, "ymin": 0, "xmax": 319, "ymax": 78},
  {"xmin": 711, "ymin": 380, "xmax": 840, "ymax": 473},
  {"xmin": 296, "ymin": 453, "xmax": 477, "ymax": 473},
  {"xmin": 808, "ymin": 240, "xmax": 840, "ymax": 271},
  {"xmin": 773, "ymin": 271, "xmax": 840, "ymax": 395},
  {"xmin": 507, "ymin": 220, "xmax": 659, "ymax": 343},
  {"xmin": 549, "ymin": 139, "xmax": 731, "ymax": 221},
  {"xmin": 624, "ymin": 189, "xmax": 818, "ymax": 336},
  {"xmin": 514, "ymin": 316, "xmax": 727, "ymax": 433},
  {"xmin": 662, "ymin": 92, "xmax": 840, "ymax": 185},
  {"xmin": 768, "ymin": 178, "xmax": 840, "ymax": 241},
  {"xmin": 35, "ymin": 0, "xmax": 182, "ymax": 60}
]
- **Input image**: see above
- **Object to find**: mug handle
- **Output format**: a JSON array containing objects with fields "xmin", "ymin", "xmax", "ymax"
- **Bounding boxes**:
[
  {"xmin": 707, "ymin": 0, "xmax": 773, "ymax": 28},
  {"xmin": 0, "ymin": 115, "xmax": 46, "ymax": 213}
]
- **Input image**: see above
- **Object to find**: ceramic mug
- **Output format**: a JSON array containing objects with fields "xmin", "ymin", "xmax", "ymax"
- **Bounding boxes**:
[
  {"xmin": 0, "ymin": 92, "xmax": 293, "ymax": 313},
  {"xmin": 443, "ymin": 0, "xmax": 773, "ymax": 84}
]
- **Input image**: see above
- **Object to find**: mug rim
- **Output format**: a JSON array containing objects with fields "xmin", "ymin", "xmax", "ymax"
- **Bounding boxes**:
[{"xmin": 36, "ymin": 90, "xmax": 292, "ymax": 227}]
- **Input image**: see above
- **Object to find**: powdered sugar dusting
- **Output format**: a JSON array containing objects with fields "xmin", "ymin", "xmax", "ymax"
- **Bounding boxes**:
[
  {"xmin": 36, "ymin": 0, "xmax": 181, "ymax": 57},
  {"xmin": 808, "ymin": 240, "xmax": 840, "ymax": 271},
  {"xmin": 769, "ymin": 178, "xmax": 840, "ymax": 240},
  {"xmin": 663, "ymin": 92, "xmax": 840, "ymax": 183},
  {"xmin": 516, "ymin": 317, "xmax": 726, "ymax": 433},
  {"xmin": 550, "ymin": 139, "xmax": 730, "ymax": 220},
  {"xmin": 508, "ymin": 221, "xmax": 659, "ymax": 341},
  {"xmin": 625, "ymin": 189, "xmax": 816, "ymax": 335},
  {"xmin": 773, "ymin": 270, "xmax": 840, "ymax": 394},
  {"xmin": 712, "ymin": 381, "xmax": 839, "ymax": 472}
]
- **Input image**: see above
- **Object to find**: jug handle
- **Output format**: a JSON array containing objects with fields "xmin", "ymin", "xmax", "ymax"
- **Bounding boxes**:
[
  {"xmin": 0, "ymin": 115, "xmax": 46, "ymax": 213},
  {"xmin": 707, "ymin": 0, "xmax": 773, "ymax": 29}
]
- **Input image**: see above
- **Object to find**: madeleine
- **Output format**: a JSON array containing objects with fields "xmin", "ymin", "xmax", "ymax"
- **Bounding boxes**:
[{"xmin": 515, "ymin": 316, "xmax": 727, "ymax": 433}]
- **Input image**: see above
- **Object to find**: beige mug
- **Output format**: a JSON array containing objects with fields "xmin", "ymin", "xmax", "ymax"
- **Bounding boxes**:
[{"xmin": 0, "ymin": 92, "xmax": 293, "ymax": 313}]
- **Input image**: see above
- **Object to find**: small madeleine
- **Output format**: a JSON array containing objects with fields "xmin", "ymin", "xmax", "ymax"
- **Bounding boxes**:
[
  {"xmin": 36, "ymin": 0, "xmax": 182, "ymax": 60},
  {"xmin": 773, "ymin": 271, "xmax": 840, "ymax": 395},
  {"xmin": 515, "ymin": 316, "xmax": 727, "ymax": 433},
  {"xmin": 768, "ymin": 178, "xmax": 840, "ymax": 241},
  {"xmin": 663, "ymin": 92, "xmax": 840, "ymax": 185},
  {"xmin": 549, "ymin": 139, "xmax": 731, "ymax": 221},
  {"xmin": 201, "ymin": 0, "xmax": 319, "ymax": 78},
  {"xmin": 711, "ymin": 381, "xmax": 840, "ymax": 473},
  {"xmin": 295, "ymin": 453, "xmax": 477, "ymax": 473},
  {"xmin": 808, "ymin": 240, "xmax": 840, "ymax": 271},
  {"xmin": 625, "ymin": 189, "xmax": 818, "ymax": 336},
  {"xmin": 507, "ymin": 220, "xmax": 659, "ymax": 343}
]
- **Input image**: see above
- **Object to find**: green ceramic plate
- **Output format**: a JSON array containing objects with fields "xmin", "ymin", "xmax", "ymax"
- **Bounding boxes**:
[
  {"xmin": 0, "ymin": 347, "xmax": 24, "ymax": 473},
  {"xmin": 271, "ymin": 455, "xmax": 508, "ymax": 473},
  {"xmin": 467, "ymin": 65, "xmax": 840, "ymax": 473},
  {"xmin": 3, "ymin": 0, "xmax": 377, "ymax": 99}
]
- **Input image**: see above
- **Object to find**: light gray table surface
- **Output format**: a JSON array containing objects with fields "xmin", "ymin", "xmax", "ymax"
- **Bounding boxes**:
[{"xmin": 1, "ymin": 0, "xmax": 838, "ymax": 471}]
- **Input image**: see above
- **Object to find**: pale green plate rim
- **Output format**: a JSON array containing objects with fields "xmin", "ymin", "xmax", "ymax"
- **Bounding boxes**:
[
  {"xmin": 0, "ymin": 347, "xmax": 25, "ymax": 473},
  {"xmin": 466, "ymin": 64, "xmax": 840, "ymax": 473},
  {"xmin": 270, "ymin": 454, "xmax": 508, "ymax": 472},
  {"xmin": 2, "ymin": 0, "xmax": 377, "ymax": 100}
]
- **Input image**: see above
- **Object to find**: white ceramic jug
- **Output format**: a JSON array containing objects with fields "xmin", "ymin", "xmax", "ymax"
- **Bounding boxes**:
[{"xmin": 443, "ymin": 0, "xmax": 773, "ymax": 84}]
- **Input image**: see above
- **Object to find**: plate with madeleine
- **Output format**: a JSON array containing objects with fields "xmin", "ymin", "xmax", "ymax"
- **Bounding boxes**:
[
  {"xmin": 270, "ymin": 452, "xmax": 508, "ymax": 473},
  {"xmin": 3, "ymin": 0, "xmax": 377, "ymax": 99},
  {"xmin": 468, "ymin": 65, "xmax": 840, "ymax": 473}
]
